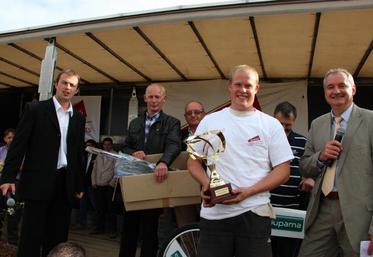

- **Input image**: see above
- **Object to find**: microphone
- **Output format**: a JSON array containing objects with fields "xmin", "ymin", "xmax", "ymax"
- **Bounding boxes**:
[
  {"xmin": 324, "ymin": 127, "xmax": 345, "ymax": 167},
  {"xmin": 6, "ymin": 192, "xmax": 15, "ymax": 207}
]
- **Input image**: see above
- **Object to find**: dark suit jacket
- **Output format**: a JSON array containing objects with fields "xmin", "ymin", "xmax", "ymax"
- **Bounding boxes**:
[
  {"xmin": 181, "ymin": 127, "xmax": 190, "ymax": 151},
  {"xmin": 1, "ymin": 98, "xmax": 85, "ymax": 203},
  {"xmin": 300, "ymin": 104, "xmax": 373, "ymax": 252}
]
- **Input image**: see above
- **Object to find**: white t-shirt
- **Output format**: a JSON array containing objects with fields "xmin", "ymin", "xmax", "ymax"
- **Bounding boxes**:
[{"xmin": 194, "ymin": 107, "xmax": 294, "ymax": 220}]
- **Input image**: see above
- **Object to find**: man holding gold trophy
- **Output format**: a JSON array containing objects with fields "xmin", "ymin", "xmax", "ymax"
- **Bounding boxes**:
[{"xmin": 187, "ymin": 65, "xmax": 294, "ymax": 257}]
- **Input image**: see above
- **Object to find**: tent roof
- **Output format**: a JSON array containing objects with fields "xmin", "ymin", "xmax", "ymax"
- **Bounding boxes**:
[{"xmin": 0, "ymin": 0, "xmax": 373, "ymax": 89}]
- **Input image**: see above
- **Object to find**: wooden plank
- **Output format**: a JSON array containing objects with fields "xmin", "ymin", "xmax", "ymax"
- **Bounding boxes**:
[{"xmin": 69, "ymin": 230, "xmax": 120, "ymax": 257}]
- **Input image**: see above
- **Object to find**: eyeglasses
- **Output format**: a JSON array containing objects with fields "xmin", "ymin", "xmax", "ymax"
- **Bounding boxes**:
[{"xmin": 185, "ymin": 110, "xmax": 204, "ymax": 116}]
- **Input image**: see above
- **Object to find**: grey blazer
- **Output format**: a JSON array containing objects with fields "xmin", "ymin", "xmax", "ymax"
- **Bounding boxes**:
[{"xmin": 300, "ymin": 104, "xmax": 373, "ymax": 252}]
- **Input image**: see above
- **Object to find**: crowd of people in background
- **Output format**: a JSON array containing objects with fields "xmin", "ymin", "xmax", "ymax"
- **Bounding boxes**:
[{"xmin": 0, "ymin": 65, "xmax": 372, "ymax": 257}]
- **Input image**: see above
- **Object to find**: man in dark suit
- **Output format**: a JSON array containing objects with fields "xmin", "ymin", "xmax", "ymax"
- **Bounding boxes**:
[
  {"xmin": 0, "ymin": 69, "xmax": 85, "ymax": 257},
  {"xmin": 118, "ymin": 83, "xmax": 181, "ymax": 257},
  {"xmin": 298, "ymin": 68, "xmax": 373, "ymax": 257}
]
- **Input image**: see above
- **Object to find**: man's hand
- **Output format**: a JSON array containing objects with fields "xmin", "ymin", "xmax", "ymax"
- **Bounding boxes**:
[
  {"xmin": 319, "ymin": 140, "xmax": 343, "ymax": 162},
  {"xmin": 222, "ymin": 187, "xmax": 252, "ymax": 205},
  {"xmin": 201, "ymin": 185, "xmax": 215, "ymax": 208},
  {"xmin": 154, "ymin": 162, "xmax": 168, "ymax": 183},
  {"xmin": 299, "ymin": 178, "xmax": 315, "ymax": 192},
  {"xmin": 132, "ymin": 151, "xmax": 146, "ymax": 160},
  {"xmin": 92, "ymin": 183, "xmax": 97, "ymax": 189},
  {"xmin": 368, "ymin": 234, "xmax": 373, "ymax": 255},
  {"xmin": 0, "ymin": 183, "xmax": 16, "ymax": 196},
  {"xmin": 75, "ymin": 192, "xmax": 84, "ymax": 199}
]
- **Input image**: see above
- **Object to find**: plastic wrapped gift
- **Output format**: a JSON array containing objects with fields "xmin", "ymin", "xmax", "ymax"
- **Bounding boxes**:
[
  {"xmin": 86, "ymin": 146, "xmax": 155, "ymax": 176},
  {"xmin": 114, "ymin": 153, "xmax": 155, "ymax": 176}
]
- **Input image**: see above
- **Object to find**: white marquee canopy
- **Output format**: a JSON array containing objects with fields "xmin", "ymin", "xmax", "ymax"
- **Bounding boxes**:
[{"xmin": 0, "ymin": 0, "xmax": 372, "ymax": 89}]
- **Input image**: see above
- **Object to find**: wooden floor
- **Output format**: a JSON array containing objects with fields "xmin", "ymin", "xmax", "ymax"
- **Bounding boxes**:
[
  {"xmin": 67, "ymin": 210, "xmax": 177, "ymax": 257},
  {"xmin": 1, "ymin": 210, "xmax": 174, "ymax": 257},
  {"xmin": 2, "ymin": 227, "xmax": 137, "ymax": 257},
  {"xmin": 69, "ymin": 229, "xmax": 121, "ymax": 257}
]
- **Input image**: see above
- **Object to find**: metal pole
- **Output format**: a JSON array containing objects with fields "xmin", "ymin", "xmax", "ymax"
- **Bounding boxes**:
[{"xmin": 38, "ymin": 37, "xmax": 57, "ymax": 101}]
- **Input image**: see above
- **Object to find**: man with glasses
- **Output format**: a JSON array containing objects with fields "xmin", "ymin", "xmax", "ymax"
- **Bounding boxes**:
[
  {"xmin": 182, "ymin": 101, "xmax": 206, "ymax": 150},
  {"xmin": 171, "ymin": 101, "xmax": 207, "ymax": 228}
]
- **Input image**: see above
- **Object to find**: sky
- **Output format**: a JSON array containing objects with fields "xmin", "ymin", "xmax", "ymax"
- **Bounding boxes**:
[{"xmin": 0, "ymin": 0, "xmax": 243, "ymax": 32}]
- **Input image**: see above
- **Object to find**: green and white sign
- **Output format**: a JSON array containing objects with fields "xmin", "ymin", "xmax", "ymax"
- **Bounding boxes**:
[
  {"xmin": 166, "ymin": 240, "xmax": 188, "ymax": 257},
  {"xmin": 271, "ymin": 207, "xmax": 306, "ymax": 239},
  {"xmin": 170, "ymin": 251, "xmax": 183, "ymax": 257}
]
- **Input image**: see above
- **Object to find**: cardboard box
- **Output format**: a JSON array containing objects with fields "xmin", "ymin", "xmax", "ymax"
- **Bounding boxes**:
[{"xmin": 119, "ymin": 151, "xmax": 201, "ymax": 211}]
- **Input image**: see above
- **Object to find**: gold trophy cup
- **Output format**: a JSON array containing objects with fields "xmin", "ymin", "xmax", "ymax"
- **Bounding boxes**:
[{"xmin": 186, "ymin": 130, "xmax": 235, "ymax": 204}]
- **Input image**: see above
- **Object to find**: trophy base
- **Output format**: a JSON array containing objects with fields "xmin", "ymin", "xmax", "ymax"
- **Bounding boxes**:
[{"xmin": 209, "ymin": 183, "xmax": 236, "ymax": 204}]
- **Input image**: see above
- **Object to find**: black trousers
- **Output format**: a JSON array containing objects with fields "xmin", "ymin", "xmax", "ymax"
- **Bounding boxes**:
[
  {"xmin": 197, "ymin": 211, "xmax": 272, "ymax": 257},
  {"xmin": 119, "ymin": 208, "xmax": 161, "ymax": 257},
  {"xmin": 271, "ymin": 236, "xmax": 302, "ymax": 257},
  {"xmin": 94, "ymin": 185, "xmax": 116, "ymax": 233},
  {"xmin": 17, "ymin": 170, "xmax": 72, "ymax": 257}
]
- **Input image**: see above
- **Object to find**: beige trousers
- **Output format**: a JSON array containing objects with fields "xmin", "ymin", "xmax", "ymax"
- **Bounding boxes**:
[{"xmin": 298, "ymin": 198, "xmax": 357, "ymax": 257}]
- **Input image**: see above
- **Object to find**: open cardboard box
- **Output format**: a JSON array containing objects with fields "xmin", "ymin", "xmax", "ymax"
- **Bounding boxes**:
[{"xmin": 119, "ymin": 151, "xmax": 201, "ymax": 211}]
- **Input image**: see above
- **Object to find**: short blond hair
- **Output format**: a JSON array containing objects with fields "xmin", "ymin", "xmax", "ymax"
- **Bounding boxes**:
[
  {"xmin": 230, "ymin": 65, "xmax": 259, "ymax": 84},
  {"xmin": 146, "ymin": 83, "xmax": 166, "ymax": 96}
]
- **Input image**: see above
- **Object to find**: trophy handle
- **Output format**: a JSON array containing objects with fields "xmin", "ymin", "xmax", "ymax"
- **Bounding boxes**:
[
  {"xmin": 208, "ymin": 164, "xmax": 219, "ymax": 180},
  {"xmin": 208, "ymin": 164, "xmax": 226, "ymax": 187}
]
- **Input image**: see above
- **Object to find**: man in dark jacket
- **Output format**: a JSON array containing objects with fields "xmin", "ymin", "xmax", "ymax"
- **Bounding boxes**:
[
  {"xmin": 0, "ymin": 69, "xmax": 85, "ymax": 257},
  {"xmin": 118, "ymin": 83, "xmax": 181, "ymax": 257}
]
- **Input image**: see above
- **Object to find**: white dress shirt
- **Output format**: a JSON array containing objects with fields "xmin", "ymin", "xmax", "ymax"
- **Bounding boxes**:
[{"xmin": 53, "ymin": 96, "xmax": 73, "ymax": 169}]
